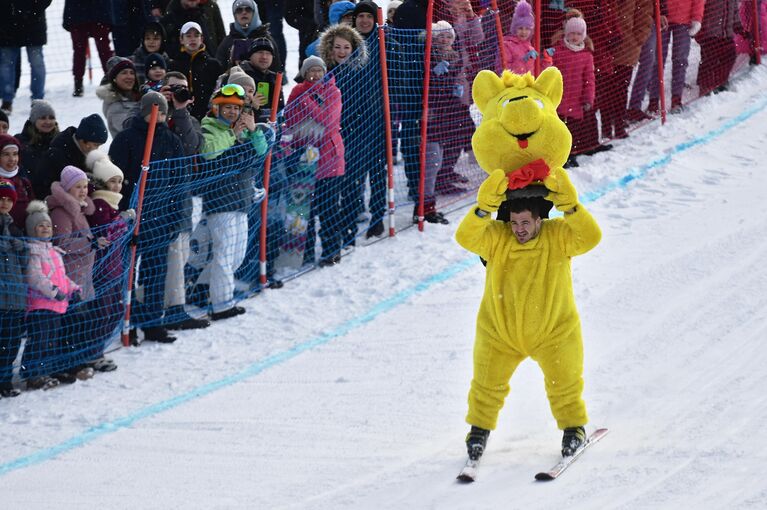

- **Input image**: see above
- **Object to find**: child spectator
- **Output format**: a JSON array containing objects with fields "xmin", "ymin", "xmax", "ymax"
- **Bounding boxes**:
[
  {"xmin": 96, "ymin": 57, "xmax": 141, "ymax": 137},
  {"xmin": 552, "ymin": 16, "xmax": 596, "ymax": 168},
  {"xmin": 16, "ymin": 101, "xmax": 60, "ymax": 199},
  {"xmin": 86, "ymin": 152, "xmax": 134, "ymax": 372},
  {"xmin": 239, "ymin": 38, "xmax": 286, "ymax": 123},
  {"xmin": 502, "ymin": 0, "xmax": 541, "ymax": 75},
  {"xmin": 0, "ymin": 134, "xmax": 35, "ymax": 230},
  {"xmin": 198, "ymin": 84, "xmax": 270, "ymax": 320},
  {"xmin": 21, "ymin": 200, "xmax": 81, "ymax": 390},
  {"xmin": 0, "ymin": 180, "xmax": 25, "ymax": 398},
  {"xmin": 132, "ymin": 21, "xmax": 171, "ymax": 84},
  {"xmin": 170, "ymin": 22, "xmax": 224, "ymax": 121},
  {"xmin": 286, "ymin": 56, "xmax": 345, "ymax": 266},
  {"xmin": 141, "ymin": 53, "xmax": 168, "ymax": 94},
  {"xmin": 430, "ymin": 21, "xmax": 474, "ymax": 195}
]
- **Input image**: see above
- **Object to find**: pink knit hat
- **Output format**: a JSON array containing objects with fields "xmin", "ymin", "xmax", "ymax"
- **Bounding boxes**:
[
  {"xmin": 510, "ymin": 0, "xmax": 535, "ymax": 35},
  {"xmin": 565, "ymin": 17, "xmax": 587, "ymax": 38},
  {"xmin": 60, "ymin": 165, "xmax": 88, "ymax": 191}
]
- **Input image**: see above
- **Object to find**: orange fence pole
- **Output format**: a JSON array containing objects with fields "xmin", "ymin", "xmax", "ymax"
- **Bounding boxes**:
[
  {"xmin": 377, "ymin": 8, "xmax": 397, "ymax": 237},
  {"xmin": 258, "ymin": 73, "xmax": 284, "ymax": 286},
  {"xmin": 417, "ymin": 0, "xmax": 435, "ymax": 231},
  {"xmin": 121, "ymin": 104, "xmax": 159, "ymax": 346}
]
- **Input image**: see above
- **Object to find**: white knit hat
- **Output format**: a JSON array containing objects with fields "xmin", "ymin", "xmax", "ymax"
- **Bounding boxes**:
[{"xmin": 86, "ymin": 150, "xmax": 124, "ymax": 184}]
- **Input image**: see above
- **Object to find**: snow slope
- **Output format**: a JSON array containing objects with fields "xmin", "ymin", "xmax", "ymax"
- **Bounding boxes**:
[{"xmin": 2, "ymin": 6, "xmax": 767, "ymax": 508}]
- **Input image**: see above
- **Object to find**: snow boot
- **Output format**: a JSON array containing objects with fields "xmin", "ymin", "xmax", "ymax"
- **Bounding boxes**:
[
  {"xmin": 210, "ymin": 306, "xmax": 246, "ymax": 321},
  {"xmin": 465, "ymin": 426, "xmax": 490, "ymax": 461},
  {"xmin": 164, "ymin": 305, "xmax": 211, "ymax": 330},
  {"xmin": 73, "ymin": 78, "xmax": 84, "ymax": 97},
  {"xmin": 142, "ymin": 326, "xmax": 177, "ymax": 343},
  {"xmin": 670, "ymin": 95, "xmax": 683, "ymax": 114},
  {"xmin": 561, "ymin": 426, "xmax": 586, "ymax": 457}
]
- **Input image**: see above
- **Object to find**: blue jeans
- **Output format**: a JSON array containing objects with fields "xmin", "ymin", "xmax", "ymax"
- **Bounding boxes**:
[{"xmin": 0, "ymin": 46, "xmax": 46, "ymax": 102}]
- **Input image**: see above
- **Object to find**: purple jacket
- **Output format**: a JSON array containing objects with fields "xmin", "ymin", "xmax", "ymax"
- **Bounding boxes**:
[
  {"xmin": 552, "ymin": 41, "xmax": 595, "ymax": 120},
  {"xmin": 88, "ymin": 191, "xmax": 129, "ymax": 281},
  {"xmin": 47, "ymin": 182, "xmax": 96, "ymax": 301}
]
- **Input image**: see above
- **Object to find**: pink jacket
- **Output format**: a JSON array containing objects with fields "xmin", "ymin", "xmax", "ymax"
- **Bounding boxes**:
[
  {"xmin": 47, "ymin": 182, "xmax": 96, "ymax": 301},
  {"xmin": 502, "ymin": 35, "xmax": 537, "ymax": 75},
  {"xmin": 25, "ymin": 240, "xmax": 80, "ymax": 314},
  {"xmin": 667, "ymin": 0, "xmax": 706, "ymax": 24},
  {"xmin": 285, "ymin": 77, "xmax": 345, "ymax": 180},
  {"xmin": 552, "ymin": 41, "xmax": 596, "ymax": 120}
]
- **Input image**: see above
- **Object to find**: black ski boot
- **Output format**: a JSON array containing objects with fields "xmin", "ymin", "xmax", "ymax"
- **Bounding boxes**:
[
  {"xmin": 465, "ymin": 426, "xmax": 490, "ymax": 461},
  {"xmin": 561, "ymin": 426, "xmax": 586, "ymax": 457},
  {"xmin": 73, "ymin": 78, "xmax": 84, "ymax": 97}
]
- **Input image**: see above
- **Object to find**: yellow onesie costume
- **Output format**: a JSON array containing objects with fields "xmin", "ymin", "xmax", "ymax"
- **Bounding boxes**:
[{"xmin": 456, "ymin": 68, "xmax": 601, "ymax": 431}]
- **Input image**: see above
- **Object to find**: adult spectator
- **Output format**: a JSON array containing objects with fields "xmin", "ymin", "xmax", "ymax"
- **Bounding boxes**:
[
  {"xmin": 239, "ymin": 38, "xmax": 285, "ymax": 122},
  {"xmin": 696, "ymin": 0, "xmax": 739, "ymax": 97},
  {"xmin": 393, "ymin": 0, "xmax": 426, "ymax": 29},
  {"xmin": 42, "ymin": 114, "xmax": 108, "ymax": 200},
  {"xmin": 15, "ymin": 100, "xmax": 60, "ymax": 200},
  {"xmin": 603, "ymin": 0, "xmax": 653, "ymax": 140},
  {"xmin": 256, "ymin": 1, "xmax": 288, "ymax": 70},
  {"xmin": 132, "ymin": 21, "xmax": 172, "ymax": 83},
  {"xmin": 97, "ymin": 57, "xmax": 142, "ymax": 137},
  {"xmin": 0, "ymin": 134, "xmax": 35, "ymax": 230},
  {"xmin": 63, "ymin": 0, "xmax": 115, "ymax": 97},
  {"xmin": 0, "ymin": 0, "xmax": 51, "ymax": 114},
  {"xmin": 198, "ymin": 84, "xmax": 270, "ymax": 320},
  {"xmin": 161, "ymin": 0, "xmax": 226, "ymax": 60},
  {"xmin": 216, "ymin": 0, "xmax": 281, "ymax": 71},
  {"xmin": 285, "ymin": 0, "xmax": 319, "ymax": 74},
  {"xmin": 157, "ymin": 71, "xmax": 211, "ymax": 330},
  {"xmin": 110, "ymin": 91, "xmax": 186, "ymax": 342}
]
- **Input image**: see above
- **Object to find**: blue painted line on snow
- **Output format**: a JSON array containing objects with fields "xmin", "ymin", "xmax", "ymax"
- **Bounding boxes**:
[{"xmin": 2, "ymin": 93, "xmax": 767, "ymax": 478}]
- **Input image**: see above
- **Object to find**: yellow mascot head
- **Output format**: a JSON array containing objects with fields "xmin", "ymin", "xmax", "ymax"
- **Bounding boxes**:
[{"xmin": 471, "ymin": 68, "xmax": 571, "ymax": 180}]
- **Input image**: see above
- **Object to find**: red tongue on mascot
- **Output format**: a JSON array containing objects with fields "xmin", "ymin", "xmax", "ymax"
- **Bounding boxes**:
[{"xmin": 518, "ymin": 139, "xmax": 528, "ymax": 149}]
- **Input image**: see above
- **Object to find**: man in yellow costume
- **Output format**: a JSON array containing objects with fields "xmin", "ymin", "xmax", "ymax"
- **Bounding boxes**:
[{"xmin": 456, "ymin": 68, "xmax": 602, "ymax": 463}]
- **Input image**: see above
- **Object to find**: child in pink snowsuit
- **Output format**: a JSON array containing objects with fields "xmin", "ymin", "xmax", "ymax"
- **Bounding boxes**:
[
  {"xmin": 502, "ymin": 0, "xmax": 549, "ymax": 75},
  {"xmin": 552, "ymin": 16, "xmax": 596, "ymax": 161}
]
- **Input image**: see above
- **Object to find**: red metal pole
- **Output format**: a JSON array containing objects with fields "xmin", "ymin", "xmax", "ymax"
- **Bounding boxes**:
[
  {"xmin": 121, "ymin": 104, "xmax": 159, "ymax": 346},
  {"xmin": 534, "ymin": 0, "xmax": 541, "ymax": 75},
  {"xmin": 258, "ymin": 73, "xmax": 283, "ymax": 286},
  {"xmin": 86, "ymin": 44, "xmax": 93, "ymax": 83},
  {"xmin": 491, "ymin": 0, "xmax": 507, "ymax": 72},
  {"xmin": 417, "ymin": 1, "xmax": 435, "ymax": 231},
  {"xmin": 653, "ymin": 0, "xmax": 667, "ymax": 124},
  {"xmin": 377, "ymin": 9, "xmax": 397, "ymax": 237},
  {"xmin": 753, "ymin": 0, "xmax": 763, "ymax": 65}
]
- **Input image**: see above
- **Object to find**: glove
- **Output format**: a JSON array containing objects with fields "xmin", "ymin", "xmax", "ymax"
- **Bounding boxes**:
[
  {"xmin": 689, "ymin": 21, "xmax": 701, "ymax": 37},
  {"xmin": 545, "ymin": 47, "xmax": 556, "ymax": 57},
  {"xmin": 53, "ymin": 287, "xmax": 67, "ymax": 301},
  {"xmin": 120, "ymin": 209, "xmax": 136, "ymax": 221},
  {"xmin": 522, "ymin": 49, "xmax": 539, "ymax": 62},
  {"xmin": 477, "ymin": 169, "xmax": 509, "ymax": 212},
  {"xmin": 452, "ymin": 84, "xmax": 465, "ymax": 98},
  {"xmin": 70, "ymin": 289, "xmax": 82, "ymax": 304},
  {"xmin": 433, "ymin": 60, "xmax": 450, "ymax": 76},
  {"xmin": 543, "ymin": 167, "xmax": 579, "ymax": 212}
]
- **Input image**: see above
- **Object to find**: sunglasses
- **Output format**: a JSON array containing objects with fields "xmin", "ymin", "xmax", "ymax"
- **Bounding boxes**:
[{"xmin": 220, "ymin": 83, "xmax": 246, "ymax": 98}]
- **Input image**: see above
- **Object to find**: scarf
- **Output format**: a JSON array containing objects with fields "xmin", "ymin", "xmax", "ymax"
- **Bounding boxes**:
[
  {"xmin": 564, "ymin": 39, "xmax": 586, "ymax": 52},
  {"xmin": 91, "ymin": 190, "xmax": 123, "ymax": 210},
  {"xmin": 0, "ymin": 165, "xmax": 18, "ymax": 179}
]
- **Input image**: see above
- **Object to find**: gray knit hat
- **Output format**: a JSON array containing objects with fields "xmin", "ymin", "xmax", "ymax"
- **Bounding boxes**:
[
  {"xmin": 300, "ymin": 56, "xmax": 327, "ymax": 78},
  {"xmin": 227, "ymin": 65, "xmax": 256, "ymax": 90},
  {"xmin": 29, "ymin": 100, "xmax": 56, "ymax": 123},
  {"xmin": 140, "ymin": 90, "xmax": 169, "ymax": 118},
  {"xmin": 25, "ymin": 200, "xmax": 52, "ymax": 237}
]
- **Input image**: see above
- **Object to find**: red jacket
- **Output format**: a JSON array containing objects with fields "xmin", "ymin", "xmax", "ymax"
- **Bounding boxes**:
[
  {"xmin": 285, "ymin": 76, "xmax": 345, "ymax": 180},
  {"xmin": 565, "ymin": 0, "xmax": 622, "ymax": 79},
  {"xmin": 667, "ymin": 0, "xmax": 706, "ymax": 25},
  {"xmin": 552, "ymin": 41, "xmax": 595, "ymax": 120}
]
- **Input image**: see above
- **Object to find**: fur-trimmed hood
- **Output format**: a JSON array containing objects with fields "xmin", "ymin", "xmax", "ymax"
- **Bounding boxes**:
[
  {"xmin": 318, "ymin": 24, "xmax": 368, "ymax": 69},
  {"xmin": 47, "ymin": 181, "xmax": 96, "ymax": 219}
]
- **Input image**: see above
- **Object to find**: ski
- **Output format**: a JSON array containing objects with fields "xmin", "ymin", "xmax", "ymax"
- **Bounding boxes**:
[
  {"xmin": 535, "ymin": 428, "xmax": 609, "ymax": 481},
  {"xmin": 456, "ymin": 457, "xmax": 481, "ymax": 483}
]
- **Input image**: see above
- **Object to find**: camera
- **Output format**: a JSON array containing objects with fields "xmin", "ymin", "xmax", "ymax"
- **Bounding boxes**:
[{"xmin": 169, "ymin": 84, "xmax": 192, "ymax": 103}]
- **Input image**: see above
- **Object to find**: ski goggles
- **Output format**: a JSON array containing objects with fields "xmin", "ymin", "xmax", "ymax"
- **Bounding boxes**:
[{"xmin": 220, "ymin": 83, "xmax": 246, "ymax": 98}]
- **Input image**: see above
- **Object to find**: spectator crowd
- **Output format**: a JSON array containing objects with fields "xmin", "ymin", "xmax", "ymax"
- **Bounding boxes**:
[{"xmin": 0, "ymin": 0, "xmax": 760, "ymax": 396}]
